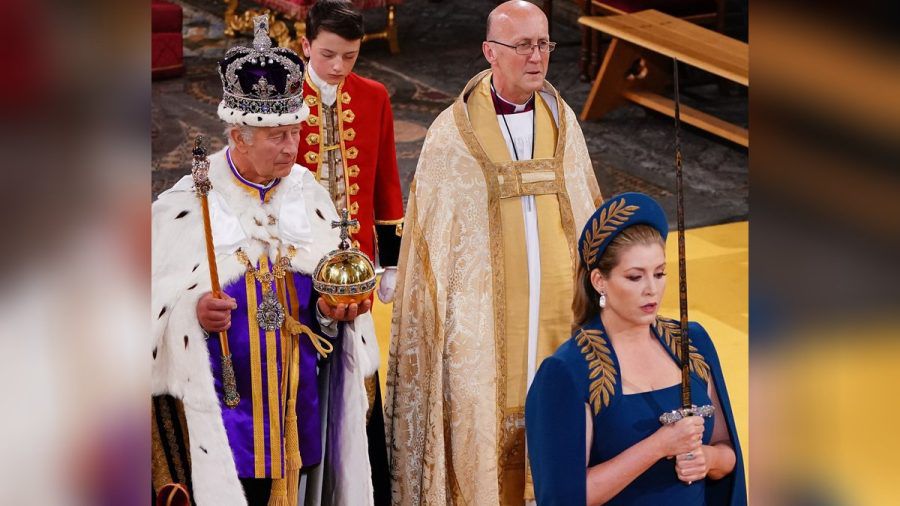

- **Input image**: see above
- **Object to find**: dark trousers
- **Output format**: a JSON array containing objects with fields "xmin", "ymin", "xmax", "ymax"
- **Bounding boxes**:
[{"xmin": 240, "ymin": 478, "xmax": 271, "ymax": 506}]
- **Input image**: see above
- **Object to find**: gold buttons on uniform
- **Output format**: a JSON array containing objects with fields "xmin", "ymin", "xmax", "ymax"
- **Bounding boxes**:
[
  {"xmin": 306, "ymin": 133, "xmax": 320, "ymax": 145},
  {"xmin": 304, "ymin": 151, "xmax": 318, "ymax": 164},
  {"xmin": 305, "ymin": 96, "xmax": 318, "ymax": 107},
  {"xmin": 346, "ymin": 147, "xmax": 358, "ymax": 159},
  {"xmin": 341, "ymin": 109, "xmax": 355, "ymax": 123},
  {"xmin": 342, "ymin": 128, "xmax": 356, "ymax": 141},
  {"xmin": 349, "ymin": 201, "xmax": 359, "ymax": 215},
  {"xmin": 306, "ymin": 114, "xmax": 319, "ymax": 126},
  {"xmin": 340, "ymin": 92, "xmax": 351, "ymax": 104},
  {"xmin": 347, "ymin": 165, "xmax": 360, "ymax": 177}
]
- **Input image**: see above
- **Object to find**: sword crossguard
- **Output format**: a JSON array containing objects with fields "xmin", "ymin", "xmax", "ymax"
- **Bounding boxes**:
[{"xmin": 659, "ymin": 404, "xmax": 715, "ymax": 425}]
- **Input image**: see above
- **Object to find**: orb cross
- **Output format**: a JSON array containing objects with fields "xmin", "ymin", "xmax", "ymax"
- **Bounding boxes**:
[{"xmin": 332, "ymin": 208, "xmax": 358, "ymax": 248}]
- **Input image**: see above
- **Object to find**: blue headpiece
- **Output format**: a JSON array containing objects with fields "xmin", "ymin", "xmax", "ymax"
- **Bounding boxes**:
[{"xmin": 578, "ymin": 192, "xmax": 669, "ymax": 271}]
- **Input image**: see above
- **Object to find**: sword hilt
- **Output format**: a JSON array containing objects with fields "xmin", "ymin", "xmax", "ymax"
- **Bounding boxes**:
[{"xmin": 659, "ymin": 404, "xmax": 715, "ymax": 425}]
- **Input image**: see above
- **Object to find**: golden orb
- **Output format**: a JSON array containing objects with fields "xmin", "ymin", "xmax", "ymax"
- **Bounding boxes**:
[
  {"xmin": 313, "ymin": 209, "xmax": 377, "ymax": 306},
  {"xmin": 313, "ymin": 248, "xmax": 376, "ymax": 305}
]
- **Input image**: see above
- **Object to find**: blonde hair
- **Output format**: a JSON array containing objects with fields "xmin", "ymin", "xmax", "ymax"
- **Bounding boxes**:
[{"xmin": 572, "ymin": 224, "xmax": 665, "ymax": 329}]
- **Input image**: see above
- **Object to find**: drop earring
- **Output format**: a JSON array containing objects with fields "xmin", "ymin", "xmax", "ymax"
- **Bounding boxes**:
[{"xmin": 598, "ymin": 292, "xmax": 607, "ymax": 309}]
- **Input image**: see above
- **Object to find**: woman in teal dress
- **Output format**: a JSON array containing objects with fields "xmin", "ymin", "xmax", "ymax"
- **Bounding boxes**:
[{"xmin": 525, "ymin": 192, "xmax": 746, "ymax": 505}]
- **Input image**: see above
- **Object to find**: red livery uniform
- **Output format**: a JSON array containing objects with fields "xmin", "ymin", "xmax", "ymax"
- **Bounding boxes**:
[{"xmin": 297, "ymin": 72, "xmax": 404, "ymax": 267}]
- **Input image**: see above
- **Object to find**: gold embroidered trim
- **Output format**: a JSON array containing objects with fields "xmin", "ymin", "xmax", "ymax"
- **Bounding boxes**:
[
  {"xmin": 655, "ymin": 317, "xmax": 711, "ymax": 383},
  {"xmin": 342, "ymin": 128, "xmax": 356, "ymax": 141},
  {"xmin": 305, "ymin": 95, "xmax": 318, "ymax": 107},
  {"xmin": 580, "ymin": 197, "xmax": 639, "ymax": 268},
  {"xmin": 348, "ymin": 183, "xmax": 359, "ymax": 196},
  {"xmin": 347, "ymin": 164, "xmax": 360, "ymax": 177},
  {"xmin": 576, "ymin": 328, "xmax": 618, "ymax": 416},
  {"xmin": 341, "ymin": 109, "xmax": 355, "ymax": 123},
  {"xmin": 306, "ymin": 114, "xmax": 319, "ymax": 126},
  {"xmin": 306, "ymin": 133, "xmax": 320, "ymax": 146},
  {"xmin": 340, "ymin": 91, "xmax": 351, "ymax": 104},
  {"xmin": 374, "ymin": 218, "xmax": 404, "ymax": 225},
  {"xmin": 261, "ymin": 259, "xmax": 282, "ymax": 478},
  {"xmin": 306, "ymin": 73, "xmax": 326, "ymax": 183},
  {"xmin": 245, "ymin": 269, "xmax": 266, "ymax": 477},
  {"xmin": 304, "ymin": 151, "xmax": 318, "ymax": 164},
  {"xmin": 346, "ymin": 146, "xmax": 359, "ymax": 159},
  {"xmin": 336, "ymin": 85, "xmax": 352, "ymax": 213},
  {"xmin": 349, "ymin": 201, "xmax": 359, "ymax": 215}
]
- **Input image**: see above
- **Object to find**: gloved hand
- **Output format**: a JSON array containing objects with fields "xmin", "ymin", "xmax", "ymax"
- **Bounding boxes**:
[{"xmin": 377, "ymin": 266, "xmax": 398, "ymax": 303}]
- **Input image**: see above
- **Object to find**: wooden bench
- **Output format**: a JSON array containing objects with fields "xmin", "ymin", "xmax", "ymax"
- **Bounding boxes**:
[{"xmin": 579, "ymin": 9, "xmax": 749, "ymax": 147}]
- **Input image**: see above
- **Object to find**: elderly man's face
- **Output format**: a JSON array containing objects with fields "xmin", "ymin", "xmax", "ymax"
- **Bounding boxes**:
[
  {"xmin": 239, "ymin": 124, "xmax": 301, "ymax": 182},
  {"xmin": 485, "ymin": 9, "xmax": 550, "ymax": 101}
]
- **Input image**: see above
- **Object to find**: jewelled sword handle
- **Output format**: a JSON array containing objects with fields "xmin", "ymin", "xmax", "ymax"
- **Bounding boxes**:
[{"xmin": 659, "ymin": 404, "xmax": 715, "ymax": 425}]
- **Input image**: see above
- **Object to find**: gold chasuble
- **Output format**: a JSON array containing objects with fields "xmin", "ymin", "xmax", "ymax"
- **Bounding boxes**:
[{"xmin": 386, "ymin": 71, "xmax": 602, "ymax": 506}]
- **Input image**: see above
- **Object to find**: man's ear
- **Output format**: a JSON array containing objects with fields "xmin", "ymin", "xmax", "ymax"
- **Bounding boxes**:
[
  {"xmin": 229, "ymin": 127, "xmax": 248, "ymax": 153},
  {"xmin": 301, "ymin": 36, "xmax": 311, "ymax": 59},
  {"xmin": 482, "ymin": 41, "xmax": 496, "ymax": 64}
]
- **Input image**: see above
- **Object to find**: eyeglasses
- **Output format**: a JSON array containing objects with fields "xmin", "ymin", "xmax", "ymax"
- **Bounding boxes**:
[{"xmin": 487, "ymin": 40, "xmax": 557, "ymax": 55}]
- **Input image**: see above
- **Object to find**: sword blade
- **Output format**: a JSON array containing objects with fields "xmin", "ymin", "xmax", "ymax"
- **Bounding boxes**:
[{"xmin": 673, "ymin": 59, "xmax": 692, "ymax": 410}]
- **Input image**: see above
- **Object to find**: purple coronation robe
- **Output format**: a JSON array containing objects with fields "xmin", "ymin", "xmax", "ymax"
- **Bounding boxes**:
[{"xmin": 206, "ymin": 156, "xmax": 328, "ymax": 480}]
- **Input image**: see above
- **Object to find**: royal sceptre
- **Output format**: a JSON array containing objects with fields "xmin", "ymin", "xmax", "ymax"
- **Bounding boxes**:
[
  {"xmin": 192, "ymin": 136, "xmax": 240, "ymax": 408},
  {"xmin": 659, "ymin": 60, "xmax": 715, "ymax": 426}
]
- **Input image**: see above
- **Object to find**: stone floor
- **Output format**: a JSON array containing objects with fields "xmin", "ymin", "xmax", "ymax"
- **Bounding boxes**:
[{"xmin": 153, "ymin": 0, "xmax": 748, "ymax": 227}]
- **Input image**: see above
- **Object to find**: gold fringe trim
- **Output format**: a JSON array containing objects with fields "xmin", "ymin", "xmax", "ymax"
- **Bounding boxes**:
[
  {"xmin": 283, "ymin": 397, "xmax": 302, "ymax": 505},
  {"xmin": 267, "ymin": 478, "xmax": 288, "ymax": 506}
]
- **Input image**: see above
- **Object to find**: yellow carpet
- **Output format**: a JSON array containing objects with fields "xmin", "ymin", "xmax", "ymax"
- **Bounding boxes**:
[{"xmin": 372, "ymin": 221, "xmax": 748, "ymax": 470}]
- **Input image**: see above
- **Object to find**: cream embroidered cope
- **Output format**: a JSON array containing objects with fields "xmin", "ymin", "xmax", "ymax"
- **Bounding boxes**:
[{"xmin": 385, "ymin": 72, "xmax": 602, "ymax": 505}]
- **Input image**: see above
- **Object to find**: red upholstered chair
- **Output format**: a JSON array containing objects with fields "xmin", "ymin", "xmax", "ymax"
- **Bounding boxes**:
[
  {"xmin": 152, "ymin": 0, "xmax": 185, "ymax": 79},
  {"xmin": 224, "ymin": 0, "xmax": 403, "ymax": 55},
  {"xmin": 580, "ymin": 0, "xmax": 726, "ymax": 79}
]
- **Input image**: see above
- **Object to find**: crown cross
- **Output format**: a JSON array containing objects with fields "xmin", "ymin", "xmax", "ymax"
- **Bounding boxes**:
[
  {"xmin": 252, "ymin": 15, "xmax": 272, "ymax": 52},
  {"xmin": 331, "ymin": 208, "xmax": 359, "ymax": 249}
]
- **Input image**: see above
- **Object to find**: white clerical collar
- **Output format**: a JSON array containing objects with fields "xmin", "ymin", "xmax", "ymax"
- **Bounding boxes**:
[{"xmin": 308, "ymin": 65, "xmax": 338, "ymax": 106}]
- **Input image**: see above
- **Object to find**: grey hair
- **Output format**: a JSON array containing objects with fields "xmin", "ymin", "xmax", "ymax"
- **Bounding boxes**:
[{"xmin": 224, "ymin": 124, "xmax": 255, "ymax": 148}]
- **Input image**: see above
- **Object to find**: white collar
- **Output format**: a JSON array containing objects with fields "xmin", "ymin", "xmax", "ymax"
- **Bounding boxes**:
[{"xmin": 308, "ymin": 65, "xmax": 339, "ymax": 106}]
